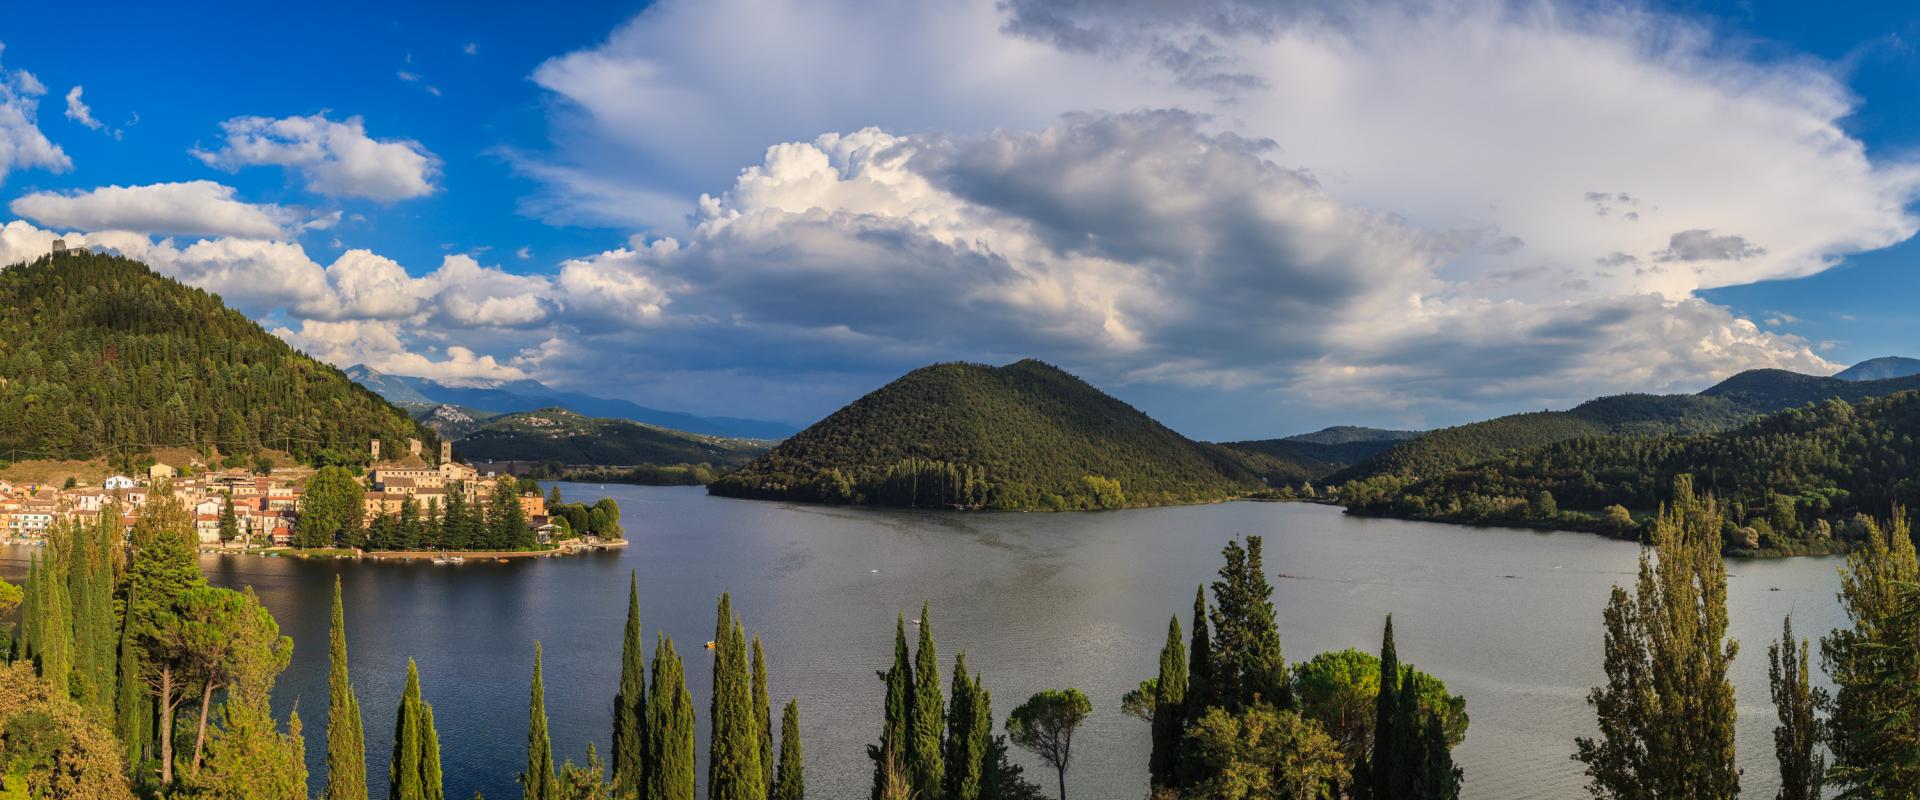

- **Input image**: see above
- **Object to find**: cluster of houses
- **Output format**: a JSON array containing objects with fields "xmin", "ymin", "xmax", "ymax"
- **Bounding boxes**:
[{"xmin": 0, "ymin": 439, "xmax": 545, "ymax": 549}]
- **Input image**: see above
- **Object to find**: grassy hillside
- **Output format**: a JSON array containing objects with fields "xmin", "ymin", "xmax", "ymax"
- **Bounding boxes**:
[
  {"xmin": 452, "ymin": 407, "xmax": 769, "ymax": 467},
  {"xmin": 0, "ymin": 251, "xmax": 428, "ymax": 467},
  {"xmin": 1342, "ymin": 392, "xmax": 1920, "ymax": 555},
  {"xmin": 709, "ymin": 359, "xmax": 1261, "ymax": 510}
]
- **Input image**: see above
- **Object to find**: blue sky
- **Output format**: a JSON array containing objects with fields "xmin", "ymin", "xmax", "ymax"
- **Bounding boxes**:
[{"xmin": 0, "ymin": 0, "xmax": 1915, "ymax": 440}]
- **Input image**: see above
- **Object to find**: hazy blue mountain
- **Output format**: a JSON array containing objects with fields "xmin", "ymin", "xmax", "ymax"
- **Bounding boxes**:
[
  {"xmin": 346, "ymin": 365, "xmax": 798, "ymax": 439},
  {"xmin": 1833, "ymin": 356, "xmax": 1920, "ymax": 382}
]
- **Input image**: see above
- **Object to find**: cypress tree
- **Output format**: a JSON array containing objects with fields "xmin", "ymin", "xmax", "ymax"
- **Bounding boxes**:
[
  {"xmin": 773, "ymin": 699, "xmax": 803, "ymax": 800},
  {"xmin": 709, "ymin": 594, "xmax": 764, "ymax": 800},
  {"xmin": 753, "ymin": 636, "xmax": 773, "ymax": 794},
  {"xmin": 421, "ymin": 700, "xmax": 445, "ymax": 800},
  {"xmin": 1208, "ymin": 536, "xmax": 1286, "ymax": 711},
  {"xmin": 908, "ymin": 603, "xmax": 944, "ymax": 800},
  {"xmin": 329, "ymin": 577, "xmax": 370, "ymax": 800},
  {"xmin": 65, "ymin": 523, "xmax": 99, "ymax": 710},
  {"xmin": 647, "ymin": 635, "xmax": 696, "ymax": 800},
  {"xmin": 35, "ymin": 551, "xmax": 73, "ymax": 696},
  {"xmin": 85, "ymin": 517, "xmax": 115, "ymax": 713},
  {"xmin": 391, "ymin": 660, "xmax": 425, "ymax": 800},
  {"xmin": 1187, "ymin": 586, "xmax": 1212, "ymax": 713},
  {"xmin": 20, "ymin": 556, "xmax": 38, "ymax": 665},
  {"xmin": 1409, "ymin": 687, "xmax": 1461, "ymax": 800},
  {"xmin": 943, "ymin": 653, "xmax": 988, "ymax": 800},
  {"xmin": 115, "ymin": 582, "xmax": 152, "ymax": 769},
  {"xmin": 1363, "ymin": 615, "xmax": 1402, "ymax": 800},
  {"xmin": 614, "ymin": 572, "xmax": 648, "ymax": 797},
  {"xmin": 522, "ymin": 643, "xmax": 557, "ymax": 800},
  {"xmin": 1147, "ymin": 615, "xmax": 1187, "ymax": 791},
  {"xmin": 871, "ymin": 614, "xmax": 914, "ymax": 800}
]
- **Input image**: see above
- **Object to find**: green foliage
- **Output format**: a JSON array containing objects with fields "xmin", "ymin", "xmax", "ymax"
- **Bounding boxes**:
[
  {"xmin": 302, "ymin": 467, "xmax": 366, "ymax": 549},
  {"xmin": 522, "ymin": 644, "xmax": 557, "ymax": 800},
  {"xmin": 390, "ymin": 660, "xmax": 440, "ymax": 800},
  {"xmin": 773, "ymin": 700, "xmax": 803, "ymax": 800},
  {"xmin": 328, "ymin": 577, "xmax": 369, "ymax": 800},
  {"xmin": 0, "ymin": 251, "xmax": 429, "ymax": 463},
  {"xmin": 870, "ymin": 615, "xmax": 913, "ymax": 800},
  {"xmin": 1768, "ymin": 617, "xmax": 1823, "ymax": 800},
  {"xmin": 909, "ymin": 604, "xmax": 945, "ymax": 800},
  {"xmin": 1819, "ymin": 512, "xmax": 1920, "ymax": 796},
  {"xmin": 0, "ymin": 662, "xmax": 137, "ymax": 800},
  {"xmin": 1208, "ymin": 537, "xmax": 1287, "ymax": 711},
  {"xmin": 943, "ymin": 653, "xmax": 990, "ymax": 800},
  {"xmin": 707, "ymin": 595, "xmax": 764, "ymax": 800},
  {"xmin": 710, "ymin": 360, "xmax": 1262, "ymax": 509},
  {"xmin": 646, "ymin": 636, "xmax": 696, "ymax": 800},
  {"xmin": 752, "ymin": 637, "xmax": 773, "ymax": 795},
  {"xmin": 451, "ymin": 408, "xmax": 769, "ymax": 468},
  {"xmin": 613, "ymin": 573, "xmax": 647, "ymax": 797},
  {"xmin": 1344, "ymin": 393, "xmax": 1920, "ymax": 555},
  {"xmin": 1291, "ymin": 647, "xmax": 1467, "ymax": 774},
  {"xmin": 1148, "ymin": 616, "xmax": 1188, "ymax": 792},
  {"xmin": 1574, "ymin": 480, "xmax": 1740, "ymax": 799},
  {"xmin": 1181, "ymin": 704, "xmax": 1347, "ymax": 800},
  {"xmin": 1006, "ymin": 689, "xmax": 1092, "ymax": 800}
]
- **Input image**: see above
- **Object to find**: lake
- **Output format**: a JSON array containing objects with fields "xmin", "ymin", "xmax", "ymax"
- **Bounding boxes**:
[{"xmin": 9, "ymin": 483, "xmax": 1850, "ymax": 799}]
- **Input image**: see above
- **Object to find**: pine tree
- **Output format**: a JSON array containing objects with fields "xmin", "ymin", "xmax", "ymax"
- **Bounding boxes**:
[
  {"xmin": 908, "ymin": 603, "xmax": 945, "ymax": 800},
  {"xmin": 329, "ymin": 577, "xmax": 369, "ymax": 800},
  {"xmin": 614, "ymin": 572, "xmax": 649, "ymax": 798},
  {"xmin": 1820, "ymin": 511, "xmax": 1917, "ymax": 795},
  {"xmin": 1574, "ymin": 480, "xmax": 1739, "ymax": 799},
  {"xmin": 392, "ymin": 660, "xmax": 426, "ymax": 800},
  {"xmin": 1768, "ymin": 617, "xmax": 1822, "ymax": 800},
  {"xmin": 648, "ymin": 635, "xmax": 696, "ymax": 800},
  {"xmin": 523, "ymin": 643, "xmax": 557, "ymax": 800},
  {"xmin": 753, "ymin": 636, "xmax": 773, "ymax": 794},
  {"xmin": 773, "ymin": 699, "xmax": 803, "ymax": 800},
  {"xmin": 708, "ymin": 595, "xmax": 764, "ymax": 800},
  {"xmin": 1208, "ymin": 536, "xmax": 1285, "ymax": 711},
  {"xmin": 871, "ymin": 614, "xmax": 914, "ymax": 800},
  {"xmin": 1148, "ymin": 615, "xmax": 1187, "ymax": 792},
  {"xmin": 943, "ymin": 653, "xmax": 989, "ymax": 800}
]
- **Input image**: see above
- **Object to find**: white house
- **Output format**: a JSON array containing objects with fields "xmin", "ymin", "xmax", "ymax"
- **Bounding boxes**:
[{"xmin": 104, "ymin": 475, "xmax": 137, "ymax": 491}]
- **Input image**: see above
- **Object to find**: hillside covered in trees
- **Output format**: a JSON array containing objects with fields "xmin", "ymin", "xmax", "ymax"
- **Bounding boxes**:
[
  {"xmin": 1218, "ymin": 426, "xmax": 1422, "ymax": 484},
  {"xmin": 1341, "ymin": 392, "xmax": 1920, "ymax": 555},
  {"xmin": 1332, "ymin": 367, "xmax": 1920, "ymax": 485},
  {"xmin": 450, "ymin": 407, "xmax": 770, "ymax": 467},
  {"xmin": 709, "ymin": 360, "xmax": 1263, "ymax": 510},
  {"xmin": 0, "ymin": 252, "xmax": 429, "ymax": 467}
]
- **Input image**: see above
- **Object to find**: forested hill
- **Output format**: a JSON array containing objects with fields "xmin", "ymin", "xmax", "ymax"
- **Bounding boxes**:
[
  {"xmin": 451, "ymin": 407, "xmax": 769, "ymax": 468},
  {"xmin": 1332, "ymin": 368, "xmax": 1920, "ymax": 485},
  {"xmin": 0, "ymin": 251, "xmax": 429, "ymax": 465},
  {"xmin": 1342, "ymin": 391, "xmax": 1920, "ymax": 554},
  {"xmin": 1215, "ymin": 427, "xmax": 1422, "ymax": 484},
  {"xmin": 708, "ymin": 359, "xmax": 1262, "ymax": 510}
]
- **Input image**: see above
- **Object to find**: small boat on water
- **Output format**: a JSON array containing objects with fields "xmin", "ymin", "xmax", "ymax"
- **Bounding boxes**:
[
  {"xmin": 497, "ymin": 558, "xmax": 510, "ymax": 564},
  {"xmin": 705, "ymin": 641, "xmax": 717, "ymax": 650},
  {"xmin": 449, "ymin": 556, "xmax": 465, "ymax": 564},
  {"xmin": 431, "ymin": 556, "xmax": 448, "ymax": 564}
]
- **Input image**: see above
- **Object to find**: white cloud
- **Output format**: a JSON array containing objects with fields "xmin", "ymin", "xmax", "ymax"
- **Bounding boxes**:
[
  {"xmin": 192, "ymin": 113, "xmax": 440, "ymax": 201},
  {"xmin": 64, "ymin": 85, "xmax": 102, "ymax": 130},
  {"xmin": 9, "ymin": 181, "xmax": 317, "ymax": 239},
  {"xmin": 0, "ymin": 45, "xmax": 71, "ymax": 185},
  {"xmin": 508, "ymin": 0, "xmax": 1919, "ymax": 421},
  {"xmin": 463, "ymin": 42, "xmax": 479, "ymax": 56},
  {"xmin": 273, "ymin": 319, "xmax": 529, "ymax": 382}
]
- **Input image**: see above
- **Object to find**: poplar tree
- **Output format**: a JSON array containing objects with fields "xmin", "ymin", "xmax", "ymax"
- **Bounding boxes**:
[
  {"xmin": 523, "ymin": 643, "xmax": 557, "ymax": 800},
  {"xmin": 943, "ymin": 653, "xmax": 989, "ymax": 800},
  {"xmin": 614, "ymin": 572, "xmax": 648, "ymax": 797},
  {"xmin": 1820, "ymin": 512, "xmax": 1918, "ymax": 795},
  {"xmin": 753, "ymin": 636, "xmax": 773, "ymax": 794},
  {"xmin": 709, "ymin": 595, "xmax": 764, "ymax": 800},
  {"xmin": 909, "ymin": 603, "xmax": 945, "ymax": 800},
  {"xmin": 773, "ymin": 699, "xmax": 803, "ymax": 800},
  {"xmin": 1574, "ymin": 479, "xmax": 1739, "ymax": 799},
  {"xmin": 871, "ymin": 614, "xmax": 914, "ymax": 800},
  {"xmin": 1768, "ymin": 616, "xmax": 1822, "ymax": 800},
  {"xmin": 648, "ymin": 635, "xmax": 696, "ymax": 800},
  {"xmin": 329, "ymin": 577, "xmax": 369, "ymax": 800},
  {"xmin": 392, "ymin": 660, "xmax": 426, "ymax": 800},
  {"xmin": 1148, "ymin": 615, "xmax": 1187, "ymax": 792}
]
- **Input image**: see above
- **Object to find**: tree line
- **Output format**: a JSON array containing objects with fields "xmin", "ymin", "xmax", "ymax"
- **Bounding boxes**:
[{"xmin": 293, "ymin": 473, "xmax": 621, "ymax": 552}]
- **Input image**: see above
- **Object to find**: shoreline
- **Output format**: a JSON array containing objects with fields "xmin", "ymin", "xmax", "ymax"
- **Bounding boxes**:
[{"xmin": 200, "ymin": 539, "xmax": 629, "ymax": 560}]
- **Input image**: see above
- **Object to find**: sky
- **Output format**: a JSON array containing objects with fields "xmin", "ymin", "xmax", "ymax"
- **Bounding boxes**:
[{"xmin": 0, "ymin": 0, "xmax": 1916, "ymax": 440}]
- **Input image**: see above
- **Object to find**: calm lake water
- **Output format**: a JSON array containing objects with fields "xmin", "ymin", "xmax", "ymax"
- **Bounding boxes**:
[{"xmin": 4, "ymin": 484, "xmax": 1850, "ymax": 799}]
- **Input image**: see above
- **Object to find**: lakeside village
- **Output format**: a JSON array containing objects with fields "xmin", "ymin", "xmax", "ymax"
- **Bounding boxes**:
[{"xmin": 0, "ymin": 438, "xmax": 625, "ymax": 559}]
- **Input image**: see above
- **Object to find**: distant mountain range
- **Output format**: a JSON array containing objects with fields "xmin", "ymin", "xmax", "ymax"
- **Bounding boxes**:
[
  {"xmin": 1832, "ymin": 356, "xmax": 1920, "ymax": 382},
  {"xmin": 344, "ymin": 365, "xmax": 798, "ymax": 440}
]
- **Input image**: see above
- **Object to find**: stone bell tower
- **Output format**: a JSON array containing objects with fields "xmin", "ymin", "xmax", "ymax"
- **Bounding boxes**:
[{"xmin": 370, "ymin": 439, "xmax": 381, "ymax": 462}]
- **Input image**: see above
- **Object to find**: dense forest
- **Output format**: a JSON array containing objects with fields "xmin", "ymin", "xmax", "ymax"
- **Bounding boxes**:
[
  {"xmin": 0, "ymin": 252, "xmax": 429, "ymax": 467},
  {"xmin": 709, "ymin": 360, "xmax": 1263, "ymax": 510},
  {"xmin": 450, "ymin": 407, "xmax": 770, "ymax": 468},
  {"xmin": 1341, "ymin": 392, "xmax": 1920, "ymax": 555},
  {"xmin": 1332, "ymin": 369, "xmax": 1920, "ymax": 486},
  {"xmin": 1217, "ymin": 427, "xmax": 1420, "ymax": 485}
]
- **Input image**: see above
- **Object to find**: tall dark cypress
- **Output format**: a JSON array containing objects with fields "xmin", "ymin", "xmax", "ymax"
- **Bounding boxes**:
[
  {"xmin": 773, "ymin": 699, "xmax": 803, "ymax": 800},
  {"xmin": 752, "ymin": 636, "xmax": 773, "ymax": 794},
  {"xmin": 614, "ymin": 572, "xmax": 648, "ymax": 797},
  {"xmin": 870, "ymin": 614, "xmax": 914, "ymax": 800},
  {"xmin": 391, "ymin": 660, "xmax": 425, "ymax": 800},
  {"xmin": 329, "ymin": 577, "xmax": 369, "ymax": 800},
  {"xmin": 421, "ymin": 700, "xmax": 444, "ymax": 800},
  {"xmin": 1148, "ymin": 615, "xmax": 1187, "ymax": 791},
  {"xmin": 522, "ymin": 643, "xmax": 556, "ymax": 800},
  {"xmin": 908, "ymin": 603, "xmax": 944, "ymax": 800},
  {"xmin": 85, "ymin": 517, "xmax": 115, "ymax": 713},
  {"xmin": 1410, "ymin": 690, "xmax": 1462, "ymax": 800},
  {"xmin": 648, "ymin": 635, "xmax": 696, "ymax": 800},
  {"xmin": 1187, "ymin": 586, "xmax": 1212, "ymax": 713},
  {"xmin": 1364, "ymin": 615, "xmax": 1402, "ymax": 800},
  {"xmin": 115, "ymin": 582, "xmax": 152, "ymax": 769},
  {"xmin": 709, "ymin": 595, "xmax": 764, "ymax": 800},
  {"xmin": 943, "ymin": 653, "xmax": 988, "ymax": 800}
]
